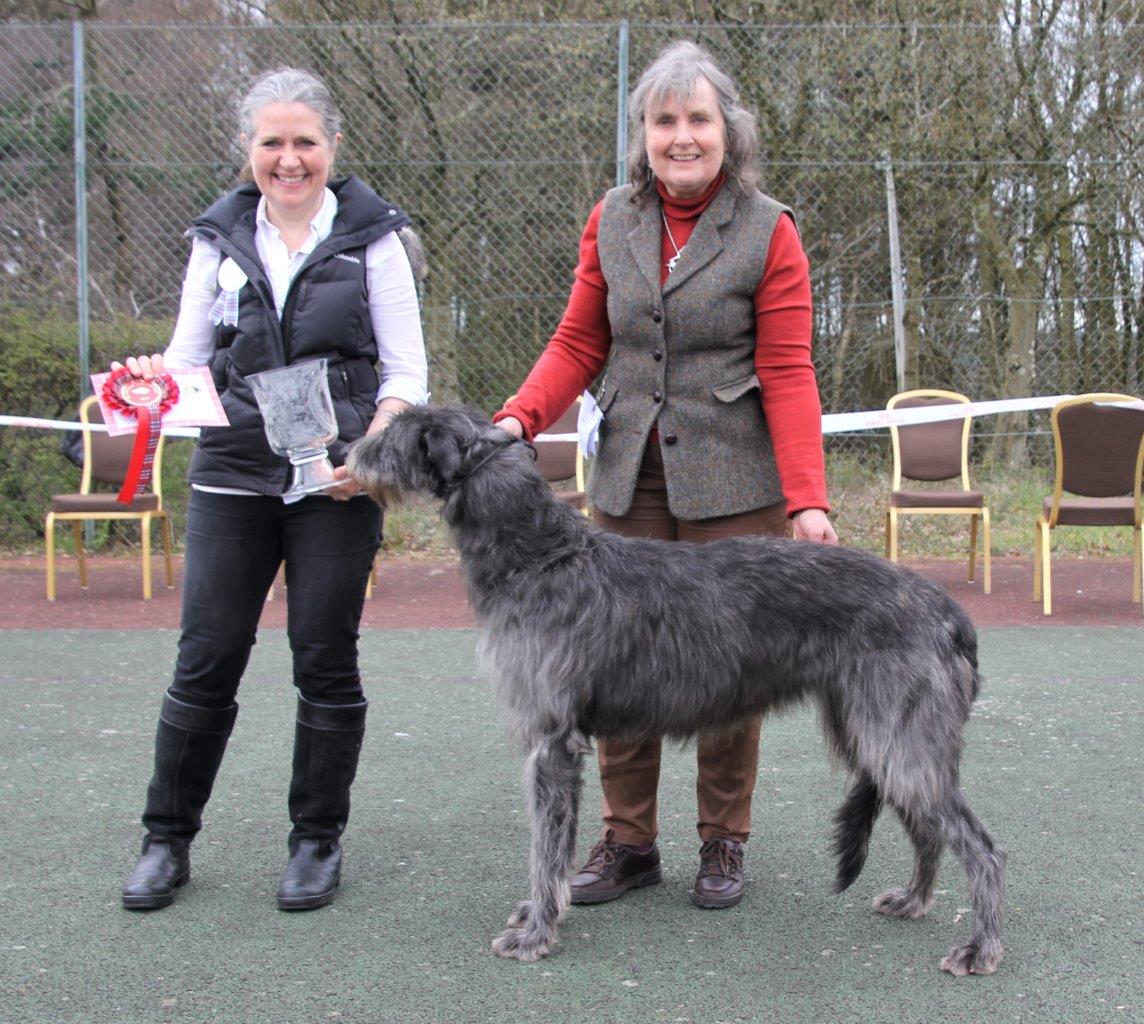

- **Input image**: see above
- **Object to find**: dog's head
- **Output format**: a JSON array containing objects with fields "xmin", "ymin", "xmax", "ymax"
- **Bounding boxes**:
[{"xmin": 347, "ymin": 405, "xmax": 523, "ymax": 510}]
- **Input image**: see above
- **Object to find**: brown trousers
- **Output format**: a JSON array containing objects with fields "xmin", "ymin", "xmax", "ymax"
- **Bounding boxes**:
[{"xmin": 591, "ymin": 437, "xmax": 788, "ymax": 845}]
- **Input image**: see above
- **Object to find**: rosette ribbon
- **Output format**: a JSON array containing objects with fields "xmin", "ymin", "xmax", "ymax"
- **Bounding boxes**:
[
  {"xmin": 208, "ymin": 257, "xmax": 247, "ymax": 327},
  {"xmin": 102, "ymin": 368, "xmax": 179, "ymax": 505}
]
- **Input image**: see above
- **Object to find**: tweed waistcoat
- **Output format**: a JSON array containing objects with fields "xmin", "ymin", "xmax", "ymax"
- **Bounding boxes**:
[
  {"xmin": 590, "ymin": 181, "xmax": 791, "ymax": 520},
  {"xmin": 184, "ymin": 176, "xmax": 409, "ymax": 495}
]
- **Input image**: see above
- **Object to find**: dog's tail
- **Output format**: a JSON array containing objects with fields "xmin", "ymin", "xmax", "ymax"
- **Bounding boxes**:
[
  {"xmin": 831, "ymin": 771, "xmax": 883, "ymax": 893},
  {"xmin": 953, "ymin": 612, "xmax": 982, "ymax": 704}
]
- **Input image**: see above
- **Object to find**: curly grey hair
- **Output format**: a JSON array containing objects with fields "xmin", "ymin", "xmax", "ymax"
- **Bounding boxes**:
[{"xmin": 627, "ymin": 41, "xmax": 759, "ymax": 203}]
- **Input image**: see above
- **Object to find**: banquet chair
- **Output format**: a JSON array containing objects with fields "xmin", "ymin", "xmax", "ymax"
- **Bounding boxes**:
[
  {"xmin": 884, "ymin": 389, "xmax": 990, "ymax": 592},
  {"xmin": 531, "ymin": 397, "xmax": 587, "ymax": 513},
  {"xmin": 1034, "ymin": 393, "xmax": 1144, "ymax": 616},
  {"xmin": 45, "ymin": 395, "xmax": 174, "ymax": 600}
]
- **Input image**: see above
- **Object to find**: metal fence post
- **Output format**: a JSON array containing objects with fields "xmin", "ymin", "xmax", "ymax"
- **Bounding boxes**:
[
  {"xmin": 72, "ymin": 20, "xmax": 95, "ymax": 548},
  {"xmin": 72, "ymin": 19, "xmax": 90, "ymax": 401},
  {"xmin": 879, "ymin": 152, "xmax": 906, "ymax": 394},
  {"xmin": 615, "ymin": 20, "xmax": 629, "ymax": 187}
]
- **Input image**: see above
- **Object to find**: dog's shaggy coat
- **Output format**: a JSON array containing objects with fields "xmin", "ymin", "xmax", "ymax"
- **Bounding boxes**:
[{"xmin": 348, "ymin": 406, "xmax": 1005, "ymax": 975}]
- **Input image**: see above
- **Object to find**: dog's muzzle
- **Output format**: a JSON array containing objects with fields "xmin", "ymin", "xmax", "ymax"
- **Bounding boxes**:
[{"xmin": 345, "ymin": 435, "xmax": 394, "ymax": 509}]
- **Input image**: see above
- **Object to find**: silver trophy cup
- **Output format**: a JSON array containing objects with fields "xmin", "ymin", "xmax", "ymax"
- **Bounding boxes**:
[{"xmin": 247, "ymin": 359, "xmax": 340, "ymax": 500}]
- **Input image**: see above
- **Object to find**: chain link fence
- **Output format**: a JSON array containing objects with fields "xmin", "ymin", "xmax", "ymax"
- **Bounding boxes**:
[{"xmin": 2, "ymin": 17, "xmax": 1142, "ymax": 473}]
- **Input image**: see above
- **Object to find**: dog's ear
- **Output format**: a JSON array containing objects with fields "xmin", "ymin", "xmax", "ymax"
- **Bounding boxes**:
[{"xmin": 420, "ymin": 421, "xmax": 468, "ymax": 496}]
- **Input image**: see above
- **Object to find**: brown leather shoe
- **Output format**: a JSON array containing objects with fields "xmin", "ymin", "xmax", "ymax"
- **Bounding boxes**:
[
  {"xmin": 570, "ymin": 831, "xmax": 662, "ymax": 905},
  {"xmin": 691, "ymin": 837, "xmax": 745, "ymax": 909}
]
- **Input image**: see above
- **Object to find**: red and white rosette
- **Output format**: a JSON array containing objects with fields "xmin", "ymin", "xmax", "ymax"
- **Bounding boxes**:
[{"xmin": 102, "ymin": 368, "xmax": 180, "ymax": 505}]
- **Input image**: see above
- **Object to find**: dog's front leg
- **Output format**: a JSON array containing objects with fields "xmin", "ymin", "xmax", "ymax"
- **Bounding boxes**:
[{"xmin": 492, "ymin": 732, "xmax": 585, "ymax": 962}]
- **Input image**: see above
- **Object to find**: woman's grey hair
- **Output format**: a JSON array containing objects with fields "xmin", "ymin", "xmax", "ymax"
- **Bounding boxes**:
[
  {"xmin": 627, "ymin": 41, "xmax": 759, "ymax": 203},
  {"xmin": 237, "ymin": 67, "xmax": 342, "ymax": 147}
]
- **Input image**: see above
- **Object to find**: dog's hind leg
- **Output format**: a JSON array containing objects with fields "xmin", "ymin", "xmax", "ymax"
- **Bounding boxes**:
[
  {"xmin": 492, "ymin": 731, "xmax": 585, "ymax": 962},
  {"xmin": 872, "ymin": 806, "xmax": 943, "ymax": 919},
  {"xmin": 833, "ymin": 767, "xmax": 941, "ymax": 920},
  {"xmin": 933, "ymin": 791, "xmax": 1005, "ymax": 976}
]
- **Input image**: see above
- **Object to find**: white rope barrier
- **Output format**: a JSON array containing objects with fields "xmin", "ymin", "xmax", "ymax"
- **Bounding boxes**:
[
  {"xmin": 532, "ymin": 393, "xmax": 1080, "ymax": 442},
  {"xmin": 8, "ymin": 394, "xmax": 1139, "ymax": 446},
  {"xmin": 818, "ymin": 394, "xmax": 1073, "ymax": 434},
  {"xmin": 0, "ymin": 414, "xmax": 202, "ymax": 438}
]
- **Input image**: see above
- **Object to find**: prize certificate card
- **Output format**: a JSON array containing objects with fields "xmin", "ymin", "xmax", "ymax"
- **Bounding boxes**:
[{"xmin": 91, "ymin": 366, "xmax": 229, "ymax": 437}]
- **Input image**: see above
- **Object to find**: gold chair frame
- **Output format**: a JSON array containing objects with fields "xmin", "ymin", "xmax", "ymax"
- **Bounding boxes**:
[
  {"xmin": 1033, "ymin": 393, "xmax": 1144, "ymax": 616},
  {"xmin": 45, "ymin": 395, "xmax": 175, "ymax": 600},
  {"xmin": 884, "ymin": 389, "xmax": 991, "ymax": 592}
]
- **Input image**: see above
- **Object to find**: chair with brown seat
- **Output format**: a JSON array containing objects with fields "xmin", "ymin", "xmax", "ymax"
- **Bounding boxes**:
[
  {"xmin": 530, "ymin": 396, "xmax": 587, "ymax": 513},
  {"xmin": 1034, "ymin": 393, "xmax": 1144, "ymax": 616},
  {"xmin": 45, "ymin": 395, "xmax": 175, "ymax": 600},
  {"xmin": 884, "ymin": 389, "xmax": 990, "ymax": 592}
]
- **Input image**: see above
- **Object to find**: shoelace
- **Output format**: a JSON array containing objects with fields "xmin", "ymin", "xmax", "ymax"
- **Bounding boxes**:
[
  {"xmin": 698, "ymin": 839, "xmax": 743, "ymax": 879},
  {"xmin": 582, "ymin": 839, "xmax": 621, "ymax": 875}
]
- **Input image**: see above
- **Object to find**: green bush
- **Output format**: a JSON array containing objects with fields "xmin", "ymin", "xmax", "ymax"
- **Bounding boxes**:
[
  {"xmin": 0, "ymin": 308, "xmax": 188, "ymax": 551},
  {"xmin": 0, "ymin": 308, "xmax": 1135, "ymax": 561}
]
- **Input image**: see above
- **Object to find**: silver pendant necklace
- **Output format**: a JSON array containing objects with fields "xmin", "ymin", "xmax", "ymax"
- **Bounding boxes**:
[{"xmin": 661, "ymin": 207, "xmax": 685, "ymax": 274}]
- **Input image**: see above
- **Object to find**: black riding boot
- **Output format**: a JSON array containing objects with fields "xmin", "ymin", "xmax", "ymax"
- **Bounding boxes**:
[
  {"xmin": 277, "ymin": 694, "xmax": 368, "ymax": 911},
  {"xmin": 122, "ymin": 691, "xmax": 238, "ymax": 910}
]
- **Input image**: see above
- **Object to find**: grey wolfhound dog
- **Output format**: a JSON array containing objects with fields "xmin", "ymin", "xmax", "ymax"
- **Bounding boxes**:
[{"xmin": 347, "ymin": 406, "xmax": 1005, "ymax": 975}]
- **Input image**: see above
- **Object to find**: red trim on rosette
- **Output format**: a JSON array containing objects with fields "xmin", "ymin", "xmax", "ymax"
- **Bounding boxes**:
[{"xmin": 102, "ymin": 368, "xmax": 179, "ymax": 504}]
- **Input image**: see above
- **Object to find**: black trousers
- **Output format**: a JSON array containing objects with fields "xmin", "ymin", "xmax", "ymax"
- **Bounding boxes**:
[{"xmin": 170, "ymin": 489, "xmax": 381, "ymax": 709}]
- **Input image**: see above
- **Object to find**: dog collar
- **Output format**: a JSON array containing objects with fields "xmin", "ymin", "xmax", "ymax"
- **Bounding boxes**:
[{"xmin": 449, "ymin": 436, "xmax": 530, "ymax": 492}]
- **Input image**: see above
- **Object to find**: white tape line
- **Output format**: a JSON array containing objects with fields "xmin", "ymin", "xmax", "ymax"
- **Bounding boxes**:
[
  {"xmin": 0, "ymin": 393, "xmax": 1092, "ymax": 443},
  {"xmin": 820, "ymin": 395, "xmax": 1073, "ymax": 434},
  {"xmin": 0, "ymin": 415, "xmax": 201, "ymax": 438},
  {"xmin": 534, "ymin": 395, "xmax": 1077, "ymax": 441}
]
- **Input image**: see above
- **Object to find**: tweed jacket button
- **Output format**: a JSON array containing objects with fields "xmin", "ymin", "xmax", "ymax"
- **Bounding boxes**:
[
  {"xmin": 652, "ymin": 390, "xmax": 663, "ymax": 403},
  {"xmin": 652, "ymin": 349, "xmax": 663, "ymax": 361},
  {"xmin": 651, "ymin": 310, "xmax": 663, "ymax": 323},
  {"xmin": 663, "ymin": 433, "xmax": 678, "ymax": 445}
]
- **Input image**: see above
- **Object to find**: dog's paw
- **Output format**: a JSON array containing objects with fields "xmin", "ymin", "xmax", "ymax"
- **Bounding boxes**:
[
  {"xmin": 491, "ymin": 925, "xmax": 553, "ymax": 962},
  {"xmin": 505, "ymin": 900, "xmax": 533, "ymax": 929},
  {"xmin": 940, "ymin": 941, "xmax": 1003, "ymax": 976},
  {"xmin": 872, "ymin": 887, "xmax": 933, "ymax": 919}
]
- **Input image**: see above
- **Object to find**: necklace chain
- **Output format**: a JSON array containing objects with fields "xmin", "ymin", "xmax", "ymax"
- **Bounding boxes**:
[{"xmin": 661, "ymin": 207, "xmax": 685, "ymax": 274}]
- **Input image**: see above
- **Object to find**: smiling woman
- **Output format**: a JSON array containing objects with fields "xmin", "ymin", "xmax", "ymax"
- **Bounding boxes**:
[
  {"xmin": 109, "ymin": 66, "xmax": 428, "ymax": 918},
  {"xmin": 643, "ymin": 77, "xmax": 726, "ymax": 200},
  {"xmin": 245, "ymin": 102, "xmax": 340, "ymax": 247},
  {"xmin": 491, "ymin": 39, "xmax": 837, "ymax": 919}
]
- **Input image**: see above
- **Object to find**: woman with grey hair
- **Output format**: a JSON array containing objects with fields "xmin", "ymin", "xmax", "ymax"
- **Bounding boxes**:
[
  {"xmin": 496, "ymin": 40, "xmax": 836, "ymax": 911},
  {"xmin": 113, "ymin": 67, "xmax": 428, "ymax": 913}
]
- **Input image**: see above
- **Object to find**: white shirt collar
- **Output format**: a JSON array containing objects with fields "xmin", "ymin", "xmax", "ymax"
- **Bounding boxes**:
[{"xmin": 255, "ymin": 187, "xmax": 338, "ymax": 253}]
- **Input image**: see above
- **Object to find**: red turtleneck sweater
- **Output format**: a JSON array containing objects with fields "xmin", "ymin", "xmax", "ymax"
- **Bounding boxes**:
[{"xmin": 496, "ymin": 174, "xmax": 829, "ymax": 516}]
